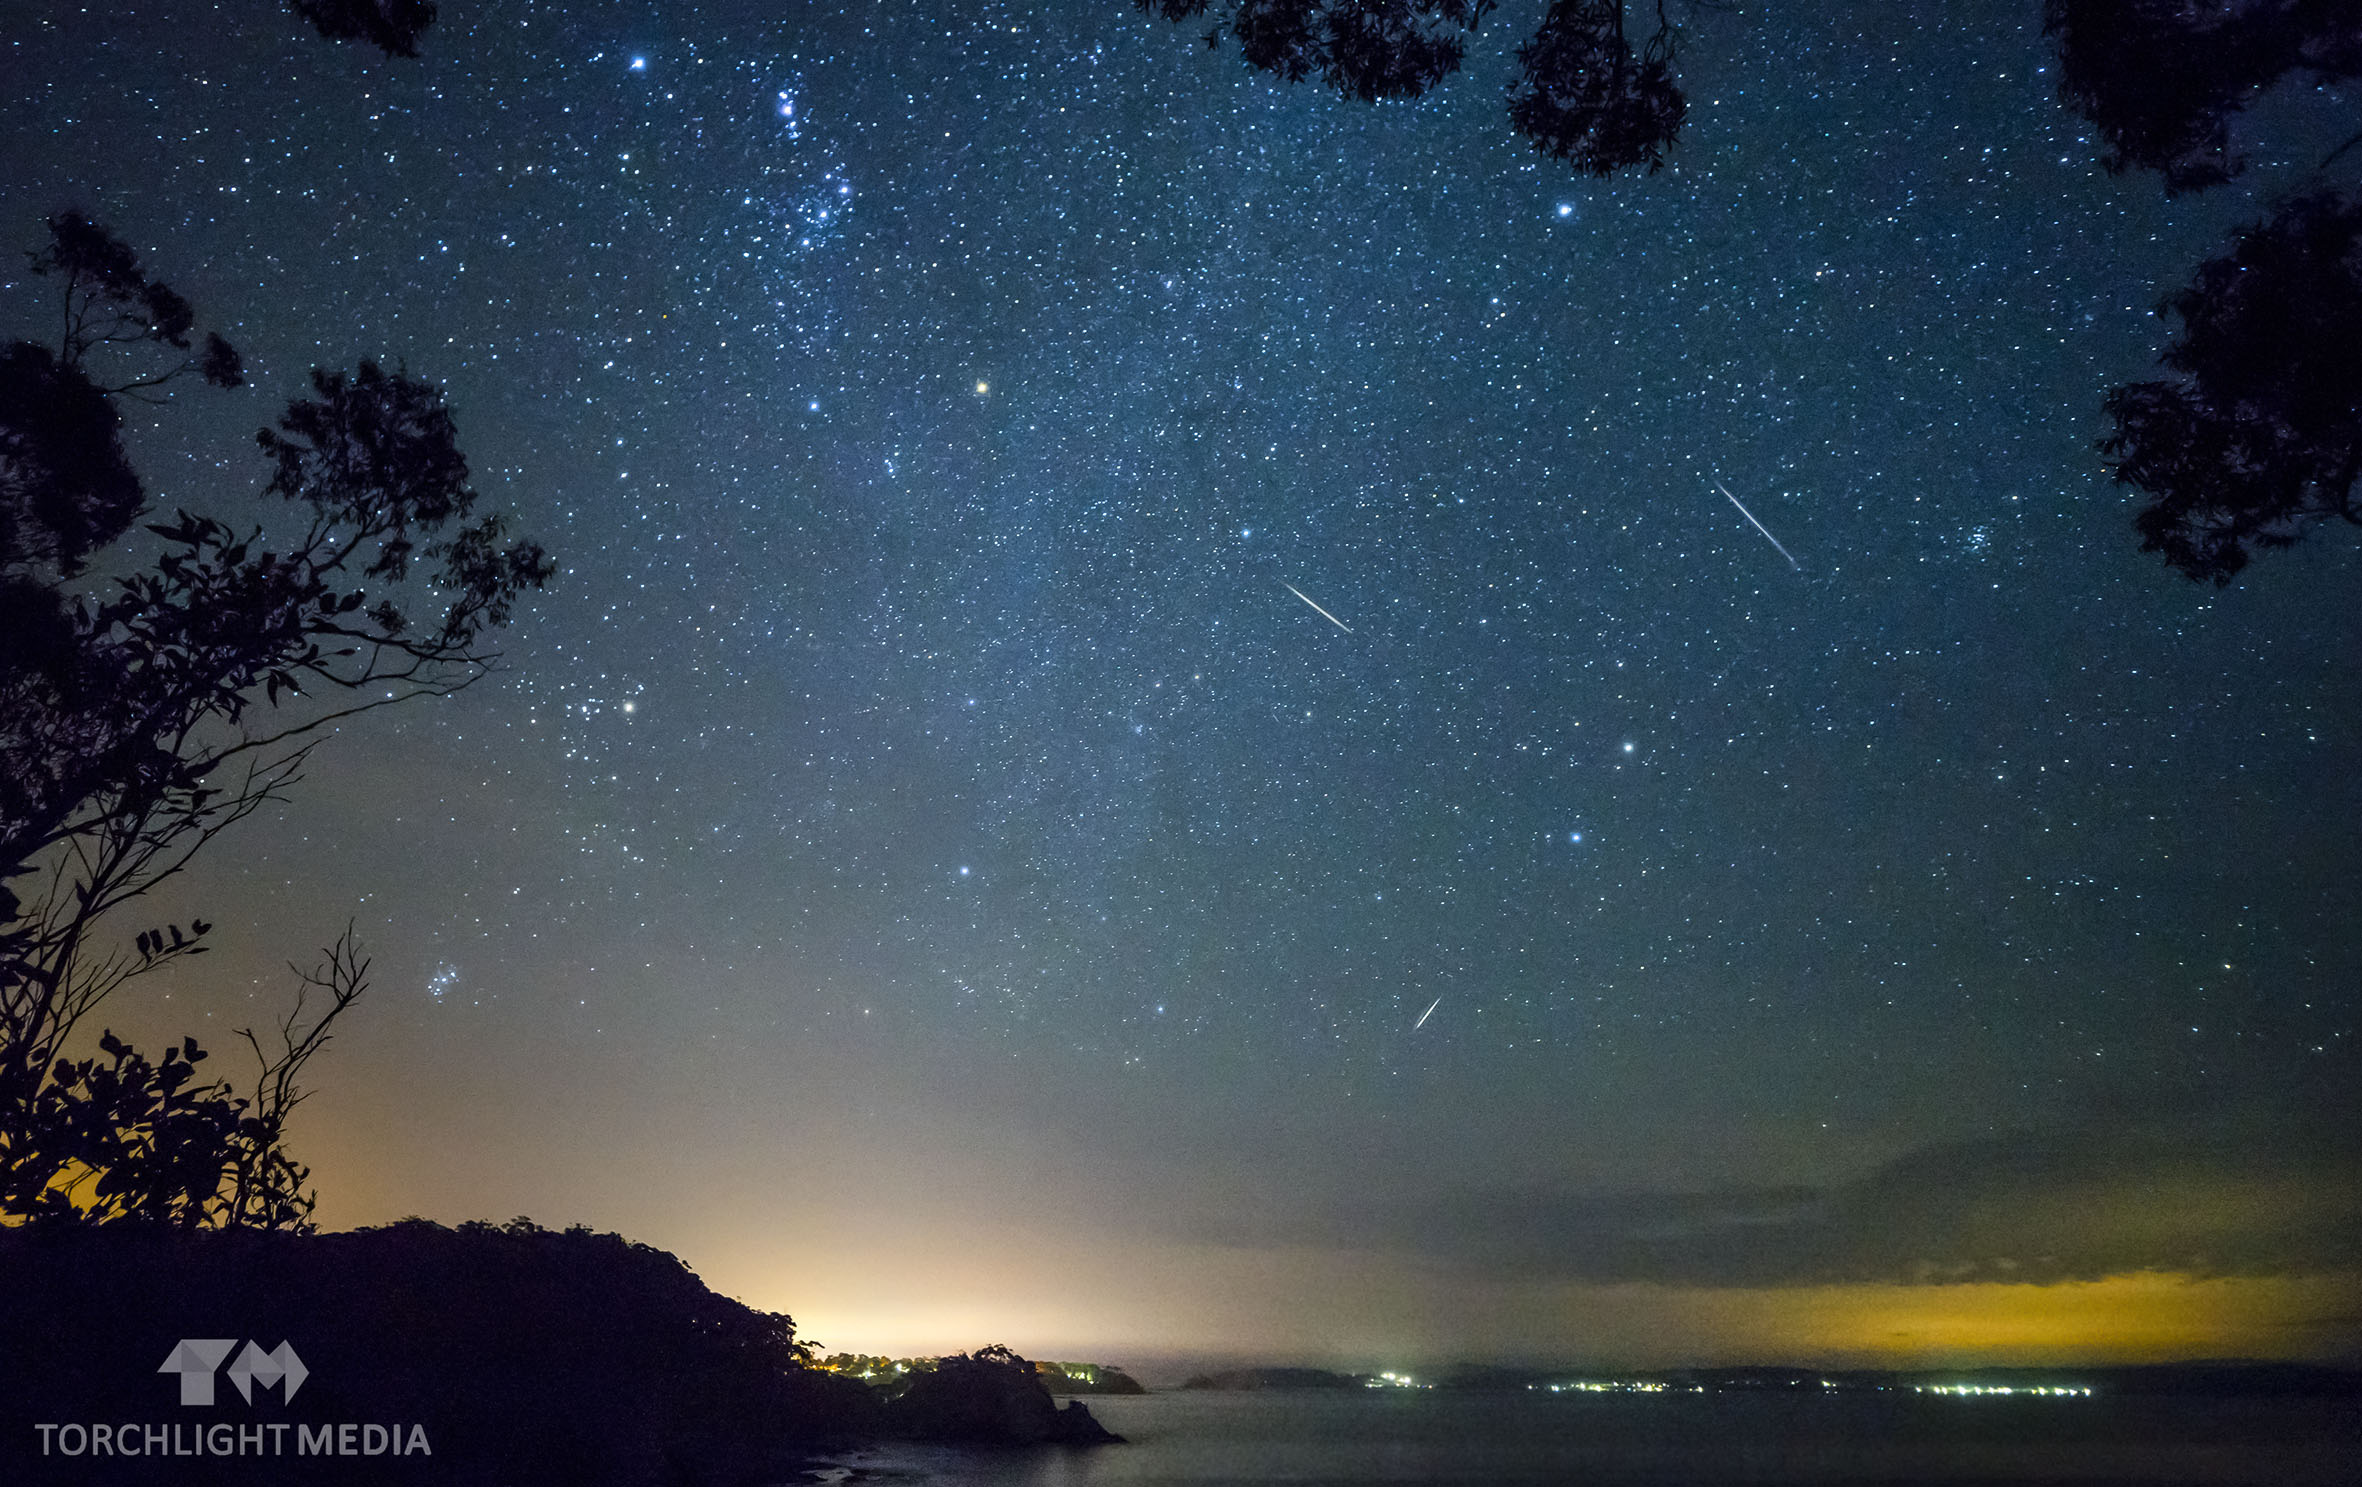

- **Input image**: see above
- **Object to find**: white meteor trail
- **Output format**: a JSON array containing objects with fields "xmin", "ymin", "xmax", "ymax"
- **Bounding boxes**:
[
  {"xmin": 1414, "ymin": 996, "xmax": 1442, "ymax": 1029},
  {"xmin": 1715, "ymin": 480, "xmax": 1801, "ymax": 570},
  {"xmin": 1281, "ymin": 581, "xmax": 1354, "ymax": 633}
]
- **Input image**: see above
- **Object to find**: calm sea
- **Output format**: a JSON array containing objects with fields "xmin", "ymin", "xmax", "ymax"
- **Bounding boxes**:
[{"xmin": 817, "ymin": 1387, "xmax": 2362, "ymax": 1486}]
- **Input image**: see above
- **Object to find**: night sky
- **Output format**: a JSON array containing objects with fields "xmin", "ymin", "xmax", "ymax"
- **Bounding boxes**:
[{"xmin": 6, "ymin": 0, "xmax": 2358, "ymax": 1371}]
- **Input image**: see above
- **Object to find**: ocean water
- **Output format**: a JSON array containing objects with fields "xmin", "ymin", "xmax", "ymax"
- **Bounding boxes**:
[{"xmin": 819, "ymin": 1387, "xmax": 2362, "ymax": 1486}]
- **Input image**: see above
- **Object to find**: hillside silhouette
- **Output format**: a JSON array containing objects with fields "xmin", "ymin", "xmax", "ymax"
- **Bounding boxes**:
[{"xmin": 0, "ymin": 1218, "xmax": 875, "ymax": 1485}]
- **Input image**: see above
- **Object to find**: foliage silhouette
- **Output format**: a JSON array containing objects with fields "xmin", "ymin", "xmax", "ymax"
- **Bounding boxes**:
[
  {"xmin": 1133, "ymin": 0, "xmax": 1697, "ymax": 172},
  {"xmin": 2044, "ymin": 5, "xmax": 2362, "ymax": 579},
  {"xmin": 1135, "ymin": 0, "xmax": 1494, "ymax": 104},
  {"xmin": 289, "ymin": 0, "xmax": 439, "ymax": 58},
  {"xmin": 0, "ymin": 212, "xmax": 550, "ymax": 1226},
  {"xmin": 2044, "ymin": 0, "xmax": 2362, "ymax": 194},
  {"xmin": 2105, "ymin": 190, "xmax": 2362, "ymax": 582},
  {"xmin": 2, "ymin": 947, "xmax": 358, "ymax": 1232},
  {"xmin": 0, "ymin": 212, "xmax": 241, "ymax": 662},
  {"xmin": 1508, "ymin": 0, "xmax": 1686, "ymax": 175}
]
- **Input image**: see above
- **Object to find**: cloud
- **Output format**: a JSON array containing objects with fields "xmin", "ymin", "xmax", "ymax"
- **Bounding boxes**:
[{"xmin": 1225, "ymin": 1111, "xmax": 2362, "ymax": 1289}]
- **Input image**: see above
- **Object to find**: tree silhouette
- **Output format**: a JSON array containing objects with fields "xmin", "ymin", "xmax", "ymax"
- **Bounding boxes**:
[
  {"xmin": 0, "ymin": 215, "xmax": 242, "ymax": 675},
  {"xmin": 1136, "ymin": 1, "xmax": 1493, "ymax": 103},
  {"xmin": 2045, "ymin": 4, "xmax": 2362, "ymax": 579},
  {"xmin": 2105, "ymin": 191, "xmax": 2362, "ymax": 583},
  {"xmin": 1509, "ymin": 0, "xmax": 1686, "ymax": 175},
  {"xmin": 2044, "ymin": 0, "xmax": 2362, "ymax": 194},
  {"xmin": 0, "ymin": 933, "xmax": 360, "ymax": 1229},
  {"xmin": 1133, "ymin": 0, "xmax": 1697, "ymax": 171},
  {"xmin": 288, "ymin": 0, "xmax": 439, "ymax": 58},
  {"xmin": 0, "ymin": 212, "xmax": 551, "ymax": 1225}
]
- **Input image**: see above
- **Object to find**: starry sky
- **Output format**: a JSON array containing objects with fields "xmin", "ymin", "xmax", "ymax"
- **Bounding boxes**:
[{"xmin": 6, "ymin": 0, "xmax": 2358, "ymax": 1371}]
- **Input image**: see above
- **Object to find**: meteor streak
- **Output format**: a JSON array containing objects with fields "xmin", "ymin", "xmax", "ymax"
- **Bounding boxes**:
[
  {"xmin": 1414, "ymin": 996, "xmax": 1441, "ymax": 1029},
  {"xmin": 1714, "ymin": 480, "xmax": 1801, "ymax": 570},
  {"xmin": 1281, "ymin": 581, "xmax": 1354, "ymax": 633}
]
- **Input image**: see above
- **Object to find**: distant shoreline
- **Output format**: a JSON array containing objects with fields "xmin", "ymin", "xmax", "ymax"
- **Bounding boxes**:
[{"xmin": 1165, "ymin": 1361, "xmax": 2362, "ymax": 1399}]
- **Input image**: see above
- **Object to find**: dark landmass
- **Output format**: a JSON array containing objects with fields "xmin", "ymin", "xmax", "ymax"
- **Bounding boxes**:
[
  {"xmin": 821, "ymin": 1353, "xmax": 1145, "ymax": 1396},
  {"xmin": 1036, "ymin": 1361, "xmax": 1148, "ymax": 1395},
  {"xmin": 0, "ymin": 1218, "xmax": 876, "ymax": 1486},
  {"xmin": 883, "ymin": 1345, "xmax": 1124, "ymax": 1444},
  {"xmin": 0, "ymin": 1224, "xmax": 1136, "ymax": 1485}
]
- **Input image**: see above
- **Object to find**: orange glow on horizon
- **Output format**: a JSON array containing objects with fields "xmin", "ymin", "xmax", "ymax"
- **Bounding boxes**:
[
  {"xmin": 1621, "ymin": 1271, "xmax": 2362, "ymax": 1368},
  {"xmin": 754, "ymin": 1234, "xmax": 2362, "ymax": 1371}
]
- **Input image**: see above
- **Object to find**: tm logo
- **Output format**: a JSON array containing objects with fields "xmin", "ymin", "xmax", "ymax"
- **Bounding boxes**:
[{"xmin": 157, "ymin": 1340, "xmax": 308, "ymax": 1406}]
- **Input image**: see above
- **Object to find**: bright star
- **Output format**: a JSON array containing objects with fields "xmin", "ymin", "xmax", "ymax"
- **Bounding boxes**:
[{"xmin": 629, "ymin": 56, "xmax": 647, "ymax": 72}]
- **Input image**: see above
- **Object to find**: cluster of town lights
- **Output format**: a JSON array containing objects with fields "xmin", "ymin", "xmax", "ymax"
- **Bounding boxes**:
[
  {"xmin": 1366, "ymin": 1372, "xmax": 1428, "ymax": 1389},
  {"xmin": 1522, "ymin": 1378, "xmax": 2097, "ymax": 1397}
]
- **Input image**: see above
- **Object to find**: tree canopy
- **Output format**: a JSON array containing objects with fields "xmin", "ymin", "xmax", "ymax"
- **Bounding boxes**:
[
  {"xmin": 2045, "ymin": 0, "xmax": 2362, "ymax": 194},
  {"xmin": 1135, "ymin": 0, "xmax": 1692, "ymax": 173},
  {"xmin": 1137, "ymin": 0, "xmax": 1494, "ymax": 104},
  {"xmin": 2046, "ymin": 1, "xmax": 2362, "ymax": 581},
  {"xmin": 0, "ymin": 211, "xmax": 551, "ymax": 1227},
  {"xmin": 288, "ymin": 0, "xmax": 439, "ymax": 57},
  {"xmin": 1509, "ymin": 0, "xmax": 1687, "ymax": 176},
  {"xmin": 2107, "ymin": 191, "xmax": 2362, "ymax": 583}
]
